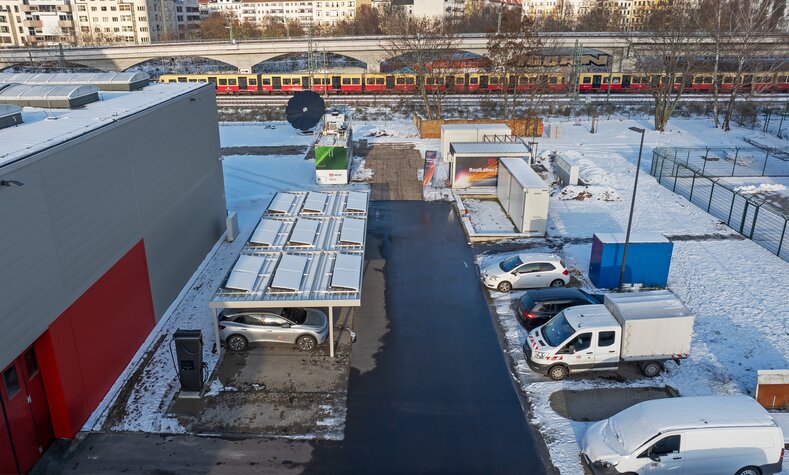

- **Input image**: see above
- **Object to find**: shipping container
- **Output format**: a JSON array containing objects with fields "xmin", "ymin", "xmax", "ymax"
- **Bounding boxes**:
[
  {"xmin": 589, "ymin": 232, "xmax": 673, "ymax": 289},
  {"xmin": 496, "ymin": 157, "xmax": 549, "ymax": 235}
]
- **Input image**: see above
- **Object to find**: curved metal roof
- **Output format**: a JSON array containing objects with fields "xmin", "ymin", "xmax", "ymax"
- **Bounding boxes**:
[
  {"xmin": 0, "ymin": 84, "xmax": 100, "ymax": 108},
  {"xmin": 0, "ymin": 72, "xmax": 150, "ymax": 91}
]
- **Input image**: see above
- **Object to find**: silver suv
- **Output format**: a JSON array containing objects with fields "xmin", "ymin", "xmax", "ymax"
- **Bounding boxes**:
[{"xmin": 219, "ymin": 308, "xmax": 329, "ymax": 352}]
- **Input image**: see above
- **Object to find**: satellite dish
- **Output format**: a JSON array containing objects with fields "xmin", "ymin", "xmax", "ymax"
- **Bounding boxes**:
[{"xmin": 286, "ymin": 91, "xmax": 325, "ymax": 132}]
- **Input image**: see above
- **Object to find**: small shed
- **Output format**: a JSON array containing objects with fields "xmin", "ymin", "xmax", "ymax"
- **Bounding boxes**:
[
  {"xmin": 589, "ymin": 232, "xmax": 673, "ymax": 289},
  {"xmin": 440, "ymin": 123, "xmax": 511, "ymax": 162},
  {"xmin": 449, "ymin": 142, "xmax": 530, "ymax": 189},
  {"xmin": 496, "ymin": 157, "xmax": 549, "ymax": 235}
]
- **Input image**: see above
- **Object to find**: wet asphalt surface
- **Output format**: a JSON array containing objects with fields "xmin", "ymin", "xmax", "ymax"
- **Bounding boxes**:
[{"xmin": 306, "ymin": 201, "xmax": 547, "ymax": 474}]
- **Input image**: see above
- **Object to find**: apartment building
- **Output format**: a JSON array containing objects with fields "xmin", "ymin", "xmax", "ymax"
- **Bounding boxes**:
[
  {"xmin": 204, "ymin": 0, "xmax": 362, "ymax": 27},
  {"xmin": 0, "ymin": 0, "xmax": 74, "ymax": 46},
  {"xmin": 390, "ymin": 0, "xmax": 465, "ymax": 17},
  {"xmin": 71, "ymin": 0, "xmax": 200, "ymax": 44}
]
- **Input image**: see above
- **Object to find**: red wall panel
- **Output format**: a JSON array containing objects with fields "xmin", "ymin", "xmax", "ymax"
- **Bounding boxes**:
[{"xmin": 36, "ymin": 241, "xmax": 156, "ymax": 438}]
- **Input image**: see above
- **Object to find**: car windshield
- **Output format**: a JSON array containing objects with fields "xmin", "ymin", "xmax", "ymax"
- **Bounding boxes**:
[
  {"xmin": 281, "ymin": 307, "xmax": 307, "ymax": 325},
  {"xmin": 499, "ymin": 255, "xmax": 523, "ymax": 272},
  {"xmin": 541, "ymin": 312, "xmax": 576, "ymax": 347}
]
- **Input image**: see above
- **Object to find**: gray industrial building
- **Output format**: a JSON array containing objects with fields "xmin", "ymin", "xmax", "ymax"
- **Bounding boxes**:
[{"xmin": 0, "ymin": 79, "xmax": 226, "ymax": 474}]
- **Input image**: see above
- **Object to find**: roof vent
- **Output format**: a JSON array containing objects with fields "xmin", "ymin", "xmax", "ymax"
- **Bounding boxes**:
[{"xmin": 0, "ymin": 104, "xmax": 23, "ymax": 130}]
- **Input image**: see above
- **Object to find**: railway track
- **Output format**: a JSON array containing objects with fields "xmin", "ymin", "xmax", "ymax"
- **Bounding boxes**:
[{"xmin": 216, "ymin": 93, "xmax": 789, "ymax": 107}]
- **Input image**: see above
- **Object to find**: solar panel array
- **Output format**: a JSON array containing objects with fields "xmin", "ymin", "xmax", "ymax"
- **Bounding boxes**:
[{"xmin": 212, "ymin": 190, "xmax": 369, "ymax": 308}]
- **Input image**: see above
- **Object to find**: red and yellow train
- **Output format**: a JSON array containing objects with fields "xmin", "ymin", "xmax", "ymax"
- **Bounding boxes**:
[{"xmin": 159, "ymin": 70, "xmax": 789, "ymax": 95}]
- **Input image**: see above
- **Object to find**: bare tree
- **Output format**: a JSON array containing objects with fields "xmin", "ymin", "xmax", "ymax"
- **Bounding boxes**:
[
  {"xmin": 486, "ymin": 12, "xmax": 544, "ymax": 119},
  {"xmin": 626, "ymin": 1, "xmax": 703, "ymax": 131},
  {"xmin": 696, "ymin": 0, "xmax": 728, "ymax": 127},
  {"xmin": 380, "ymin": 15, "xmax": 460, "ymax": 120}
]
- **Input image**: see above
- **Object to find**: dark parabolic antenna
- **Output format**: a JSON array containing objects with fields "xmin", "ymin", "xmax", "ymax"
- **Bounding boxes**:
[{"xmin": 286, "ymin": 91, "xmax": 325, "ymax": 131}]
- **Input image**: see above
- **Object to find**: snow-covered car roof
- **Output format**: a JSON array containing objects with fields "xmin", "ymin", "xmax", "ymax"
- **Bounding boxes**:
[{"xmin": 609, "ymin": 395, "xmax": 777, "ymax": 454}]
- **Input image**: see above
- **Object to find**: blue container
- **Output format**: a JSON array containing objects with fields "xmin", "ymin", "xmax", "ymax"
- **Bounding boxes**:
[{"xmin": 589, "ymin": 232, "xmax": 673, "ymax": 289}]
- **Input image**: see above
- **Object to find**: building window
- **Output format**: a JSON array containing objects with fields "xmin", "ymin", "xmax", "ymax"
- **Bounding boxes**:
[{"xmin": 139, "ymin": 26, "xmax": 148, "ymax": 31}]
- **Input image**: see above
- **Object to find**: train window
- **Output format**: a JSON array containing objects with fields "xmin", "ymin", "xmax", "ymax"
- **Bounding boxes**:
[
  {"xmin": 723, "ymin": 76, "xmax": 734, "ymax": 84},
  {"xmin": 178, "ymin": 77, "xmax": 187, "ymax": 82},
  {"xmin": 778, "ymin": 75, "xmax": 787, "ymax": 83},
  {"xmin": 188, "ymin": 79, "xmax": 197, "ymax": 82},
  {"xmin": 208, "ymin": 77, "xmax": 217, "ymax": 84},
  {"xmin": 262, "ymin": 78, "xmax": 271, "ymax": 85},
  {"xmin": 228, "ymin": 79, "xmax": 237, "ymax": 85},
  {"xmin": 314, "ymin": 78, "xmax": 322, "ymax": 85},
  {"xmin": 249, "ymin": 79, "xmax": 257, "ymax": 85},
  {"xmin": 455, "ymin": 77, "xmax": 464, "ymax": 85},
  {"xmin": 470, "ymin": 77, "xmax": 478, "ymax": 84},
  {"xmin": 352, "ymin": 78, "xmax": 360, "ymax": 85},
  {"xmin": 406, "ymin": 77, "xmax": 415, "ymax": 85},
  {"xmin": 396, "ymin": 77, "xmax": 405, "ymax": 85},
  {"xmin": 602, "ymin": 77, "xmax": 609, "ymax": 84},
  {"xmin": 366, "ymin": 78, "xmax": 375, "ymax": 85},
  {"xmin": 342, "ymin": 78, "xmax": 350, "ymax": 85},
  {"xmin": 490, "ymin": 77, "xmax": 499, "ymax": 85},
  {"xmin": 293, "ymin": 78, "xmax": 301, "ymax": 85},
  {"xmin": 219, "ymin": 78, "xmax": 228, "ymax": 85},
  {"xmin": 376, "ymin": 78, "xmax": 385, "ymax": 85},
  {"xmin": 283, "ymin": 78, "xmax": 291, "ymax": 85},
  {"xmin": 583, "ymin": 77, "xmax": 591, "ymax": 84},
  {"xmin": 549, "ymin": 77, "xmax": 558, "ymax": 84},
  {"xmin": 168, "ymin": 80, "xmax": 176, "ymax": 83},
  {"xmin": 612, "ymin": 77, "xmax": 621, "ymax": 84},
  {"xmin": 703, "ymin": 77, "xmax": 712, "ymax": 84},
  {"xmin": 427, "ymin": 77, "xmax": 434, "ymax": 85}
]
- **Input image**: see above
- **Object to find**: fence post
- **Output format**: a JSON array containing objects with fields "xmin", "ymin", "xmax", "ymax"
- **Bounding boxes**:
[
  {"xmin": 673, "ymin": 163, "xmax": 680, "ymax": 192},
  {"xmin": 739, "ymin": 201, "xmax": 749, "ymax": 234},
  {"xmin": 778, "ymin": 219, "xmax": 787, "ymax": 256},
  {"xmin": 689, "ymin": 173, "xmax": 697, "ymax": 201},
  {"xmin": 707, "ymin": 181, "xmax": 715, "ymax": 212},
  {"xmin": 701, "ymin": 147, "xmax": 709, "ymax": 175},
  {"xmin": 761, "ymin": 150, "xmax": 769, "ymax": 176},
  {"xmin": 686, "ymin": 150, "xmax": 691, "ymax": 165},
  {"xmin": 749, "ymin": 205, "xmax": 760, "ymax": 239},
  {"xmin": 728, "ymin": 191, "xmax": 738, "ymax": 225},
  {"xmin": 731, "ymin": 148, "xmax": 739, "ymax": 176}
]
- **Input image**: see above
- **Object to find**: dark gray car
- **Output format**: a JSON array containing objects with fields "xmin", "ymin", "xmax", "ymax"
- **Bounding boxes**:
[
  {"xmin": 218, "ymin": 307, "xmax": 329, "ymax": 352},
  {"xmin": 513, "ymin": 288, "xmax": 604, "ymax": 330}
]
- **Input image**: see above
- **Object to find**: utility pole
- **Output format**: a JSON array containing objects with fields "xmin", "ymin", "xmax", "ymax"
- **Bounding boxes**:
[
  {"xmin": 571, "ymin": 39, "xmax": 582, "ymax": 100},
  {"xmin": 58, "ymin": 43, "xmax": 65, "ymax": 68}
]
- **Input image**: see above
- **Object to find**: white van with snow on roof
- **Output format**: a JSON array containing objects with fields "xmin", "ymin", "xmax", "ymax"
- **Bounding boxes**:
[{"xmin": 581, "ymin": 395, "xmax": 785, "ymax": 475}]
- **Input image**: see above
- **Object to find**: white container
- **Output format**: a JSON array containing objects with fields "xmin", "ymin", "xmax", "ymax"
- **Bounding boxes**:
[
  {"xmin": 605, "ymin": 291, "xmax": 694, "ymax": 360},
  {"xmin": 496, "ymin": 157, "xmax": 548, "ymax": 235},
  {"xmin": 440, "ymin": 124, "xmax": 479, "ymax": 162}
]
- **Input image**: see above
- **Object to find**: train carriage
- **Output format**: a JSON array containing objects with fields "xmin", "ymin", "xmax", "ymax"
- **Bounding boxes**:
[
  {"xmin": 393, "ymin": 74, "xmax": 417, "ymax": 93},
  {"xmin": 339, "ymin": 74, "xmax": 363, "ymax": 93}
]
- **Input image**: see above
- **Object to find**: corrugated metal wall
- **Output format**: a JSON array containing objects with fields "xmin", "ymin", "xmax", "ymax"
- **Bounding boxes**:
[{"xmin": 0, "ymin": 84, "xmax": 226, "ymax": 371}]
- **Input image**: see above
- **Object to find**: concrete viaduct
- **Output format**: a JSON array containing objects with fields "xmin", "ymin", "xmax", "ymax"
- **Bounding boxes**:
[{"xmin": 0, "ymin": 32, "xmax": 787, "ymax": 72}]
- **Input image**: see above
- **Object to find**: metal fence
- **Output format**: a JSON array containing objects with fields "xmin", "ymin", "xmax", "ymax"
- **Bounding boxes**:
[{"xmin": 651, "ymin": 147, "xmax": 789, "ymax": 261}]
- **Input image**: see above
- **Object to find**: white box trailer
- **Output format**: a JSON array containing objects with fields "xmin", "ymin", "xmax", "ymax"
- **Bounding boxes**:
[
  {"xmin": 440, "ymin": 123, "xmax": 511, "ymax": 162},
  {"xmin": 496, "ymin": 157, "xmax": 549, "ymax": 235},
  {"xmin": 605, "ymin": 291, "xmax": 694, "ymax": 360},
  {"xmin": 524, "ymin": 290, "xmax": 695, "ymax": 380}
]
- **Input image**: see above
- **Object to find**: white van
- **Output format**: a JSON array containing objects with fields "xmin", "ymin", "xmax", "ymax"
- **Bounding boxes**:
[{"xmin": 581, "ymin": 395, "xmax": 785, "ymax": 475}]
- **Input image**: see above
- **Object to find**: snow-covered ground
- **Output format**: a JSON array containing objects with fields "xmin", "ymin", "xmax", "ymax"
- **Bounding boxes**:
[
  {"xmin": 218, "ymin": 121, "xmax": 317, "ymax": 148},
  {"xmin": 463, "ymin": 198, "xmax": 516, "ymax": 233},
  {"xmin": 478, "ymin": 118, "xmax": 789, "ymax": 474}
]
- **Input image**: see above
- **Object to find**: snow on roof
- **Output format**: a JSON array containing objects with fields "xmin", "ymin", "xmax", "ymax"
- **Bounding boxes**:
[
  {"xmin": 563, "ymin": 304, "xmax": 619, "ymax": 330},
  {"xmin": 440, "ymin": 124, "xmax": 480, "ymax": 131},
  {"xmin": 450, "ymin": 142, "xmax": 530, "ymax": 156},
  {"xmin": 609, "ymin": 395, "xmax": 777, "ymax": 453},
  {"xmin": 0, "ymin": 72, "xmax": 150, "ymax": 91},
  {"xmin": 604, "ymin": 290, "xmax": 693, "ymax": 321},
  {"xmin": 0, "ymin": 82, "xmax": 203, "ymax": 171},
  {"xmin": 594, "ymin": 232, "xmax": 670, "ymax": 244},
  {"xmin": 499, "ymin": 157, "xmax": 548, "ymax": 189}
]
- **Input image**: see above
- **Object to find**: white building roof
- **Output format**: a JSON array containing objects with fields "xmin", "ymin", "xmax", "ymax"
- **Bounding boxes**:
[
  {"xmin": 0, "ymin": 83, "xmax": 205, "ymax": 172},
  {"xmin": 594, "ymin": 232, "xmax": 670, "ymax": 244},
  {"xmin": 450, "ymin": 142, "xmax": 530, "ymax": 156},
  {"xmin": 499, "ymin": 157, "xmax": 548, "ymax": 189},
  {"xmin": 609, "ymin": 395, "xmax": 777, "ymax": 453},
  {"xmin": 211, "ymin": 190, "xmax": 369, "ymax": 309}
]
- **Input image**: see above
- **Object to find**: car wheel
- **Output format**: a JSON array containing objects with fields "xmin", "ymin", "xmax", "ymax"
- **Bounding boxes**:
[
  {"xmin": 735, "ymin": 467, "xmax": 761, "ymax": 475},
  {"xmin": 497, "ymin": 281, "xmax": 513, "ymax": 293},
  {"xmin": 226, "ymin": 335, "xmax": 248, "ymax": 352},
  {"xmin": 296, "ymin": 335, "xmax": 317, "ymax": 351},
  {"xmin": 548, "ymin": 365, "xmax": 569, "ymax": 381},
  {"xmin": 640, "ymin": 361, "xmax": 664, "ymax": 377},
  {"xmin": 550, "ymin": 279, "xmax": 566, "ymax": 288}
]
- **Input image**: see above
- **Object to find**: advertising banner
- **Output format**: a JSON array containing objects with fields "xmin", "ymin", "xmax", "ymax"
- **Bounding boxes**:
[
  {"xmin": 453, "ymin": 156, "xmax": 498, "ymax": 188},
  {"xmin": 423, "ymin": 150, "xmax": 438, "ymax": 186}
]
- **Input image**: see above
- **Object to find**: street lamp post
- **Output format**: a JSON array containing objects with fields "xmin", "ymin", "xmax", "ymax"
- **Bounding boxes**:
[{"xmin": 618, "ymin": 126, "xmax": 646, "ymax": 292}]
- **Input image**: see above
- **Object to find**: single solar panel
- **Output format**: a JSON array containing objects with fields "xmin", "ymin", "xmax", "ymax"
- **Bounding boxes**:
[
  {"xmin": 271, "ymin": 254, "xmax": 308, "ymax": 291},
  {"xmin": 288, "ymin": 218, "xmax": 320, "ymax": 246},
  {"xmin": 225, "ymin": 255, "xmax": 266, "ymax": 292},
  {"xmin": 249, "ymin": 219, "xmax": 281, "ymax": 246},
  {"xmin": 269, "ymin": 192, "xmax": 297, "ymax": 214},
  {"xmin": 345, "ymin": 191, "xmax": 368, "ymax": 213},
  {"xmin": 331, "ymin": 253, "xmax": 363, "ymax": 291},
  {"xmin": 303, "ymin": 192, "xmax": 329, "ymax": 213},
  {"xmin": 339, "ymin": 217, "xmax": 366, "ymax": 245}
]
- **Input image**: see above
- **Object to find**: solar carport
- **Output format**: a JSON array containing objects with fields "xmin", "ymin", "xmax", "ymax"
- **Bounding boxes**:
[{"xmin": 210, "ymin": 190, "xmax": 369, "ymax": 357}]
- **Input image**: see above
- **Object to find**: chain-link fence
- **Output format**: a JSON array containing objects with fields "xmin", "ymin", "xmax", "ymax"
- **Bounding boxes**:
[{"xmin": 651, "ymin": 147, "xmax": 789, "ymax": 261}]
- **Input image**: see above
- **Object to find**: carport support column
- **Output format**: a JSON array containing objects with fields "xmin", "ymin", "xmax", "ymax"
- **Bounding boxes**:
[
  {"xmin": 211, "ymin": 307, "xmax": 221, "ymax": 354},
  {"xmin": 329, "ymin": 307, "xmax": 335, "ymax": 358}
]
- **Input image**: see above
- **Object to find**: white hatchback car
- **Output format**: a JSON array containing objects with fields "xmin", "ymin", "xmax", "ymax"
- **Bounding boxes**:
[{"xmin": 481, "ymin": 253, "xmax": 570, "ymax": 292}]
